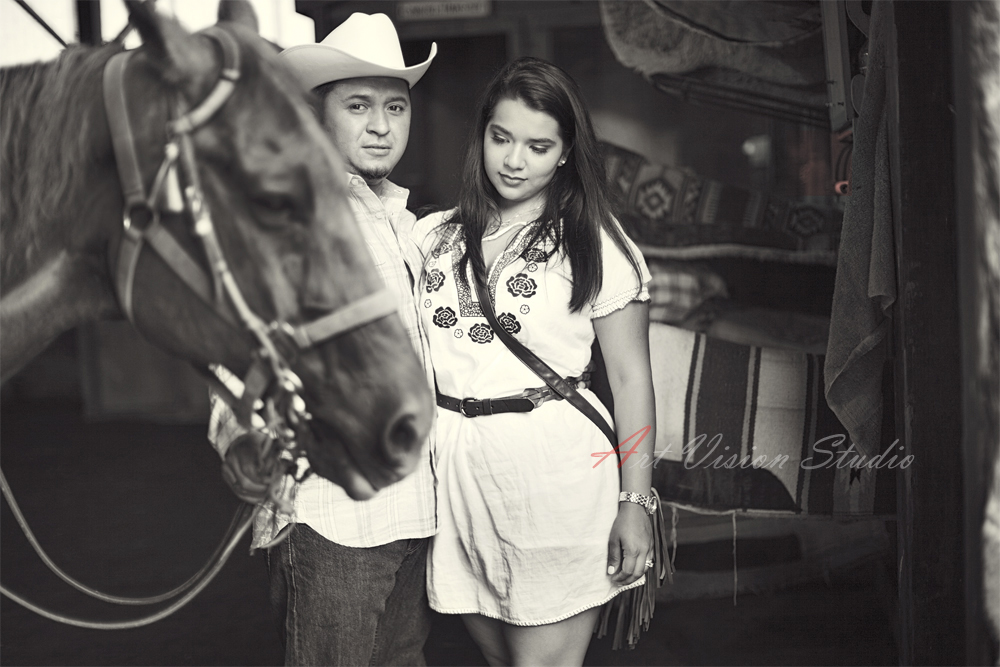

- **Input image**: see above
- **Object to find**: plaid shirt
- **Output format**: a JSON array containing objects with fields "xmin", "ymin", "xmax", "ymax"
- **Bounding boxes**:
[{"xmin": 208, "ymin": 176, "xmax": 437, "ymax": 548}]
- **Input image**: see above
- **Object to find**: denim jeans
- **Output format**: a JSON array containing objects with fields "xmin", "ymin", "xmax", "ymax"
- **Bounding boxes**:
[{"xmin": 265, "ymin": 523, "xmax": 431, "ymax": 666}]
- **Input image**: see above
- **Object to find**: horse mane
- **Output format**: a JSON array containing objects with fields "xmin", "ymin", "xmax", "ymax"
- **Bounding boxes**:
[
  {"xmin": 0, "ymin": 28, "xmax": 316, "ymax": 288},
  {"xmin": 1, "ymin": 45, "xmax": 119, "ymax": 279}
]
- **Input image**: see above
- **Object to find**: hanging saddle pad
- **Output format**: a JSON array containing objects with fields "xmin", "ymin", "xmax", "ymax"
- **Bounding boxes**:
[{"xmin": 649, "ymin": 323, "xmax": 896, "ymax": 517}]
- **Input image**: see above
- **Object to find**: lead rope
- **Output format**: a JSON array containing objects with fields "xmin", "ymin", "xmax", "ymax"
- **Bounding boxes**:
[
  {"xmin": 0, "ymin": 484, "xmax": 257, "ymax": 630},
  {"xmin": 0, "ymin": 416, "xmax": 298, "ymax": 626},
  {"xmin": 0, "ymin": 470, "xmax": 247, "ymax": 606},
  {"xmin": 0, "ymin": 448, "xmax": 302, "ymax": 629}
]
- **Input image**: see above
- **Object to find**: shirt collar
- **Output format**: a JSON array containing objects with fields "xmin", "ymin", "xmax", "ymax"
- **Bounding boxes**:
[
  {"xmin": 345, "ymin": 174, "xmax": 411, "ymax": 230},
  {"xmin": 346, "ymin": 174, "xmax": 409, "ymax": 200}
]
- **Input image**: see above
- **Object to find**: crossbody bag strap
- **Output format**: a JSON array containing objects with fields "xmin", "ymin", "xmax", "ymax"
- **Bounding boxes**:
[{"xmin": 472, "ymin": 275, "xmax": 617, "ymax": 446}]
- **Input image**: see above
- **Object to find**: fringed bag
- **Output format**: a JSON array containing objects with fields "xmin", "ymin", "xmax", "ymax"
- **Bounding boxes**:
[
  {"xmin": 595, "ymin": 487, "xmax": 674, "ymax": 649},
  {"xmin": 472, "ymin": 277, "xmax": 672, "ymax": 649}
]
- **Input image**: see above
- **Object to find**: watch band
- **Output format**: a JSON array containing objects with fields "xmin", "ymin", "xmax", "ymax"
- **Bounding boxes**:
[{"xmin": 619, "ymin": 491, "xmax": 656, "ymax": 514}]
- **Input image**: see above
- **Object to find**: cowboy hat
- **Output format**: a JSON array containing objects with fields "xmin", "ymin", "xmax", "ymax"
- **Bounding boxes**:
[{"xmin": 280, "ymin": 13, "xmax": 437, "ymax": 90}]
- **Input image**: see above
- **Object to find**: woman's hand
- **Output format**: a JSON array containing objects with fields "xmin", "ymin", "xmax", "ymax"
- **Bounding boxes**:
[{"xmin": 606, "ymin": 502, "xmax": 654, "ymax": 585}]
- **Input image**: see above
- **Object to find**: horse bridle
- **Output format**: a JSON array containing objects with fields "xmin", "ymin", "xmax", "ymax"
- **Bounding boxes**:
[
  {"xmin": 0, "ymin": 25, "xmax": 397, "ymax": 630},
  {"xmin": 103, "ymin": 25, "xmax": 397, "ymax": 432}
]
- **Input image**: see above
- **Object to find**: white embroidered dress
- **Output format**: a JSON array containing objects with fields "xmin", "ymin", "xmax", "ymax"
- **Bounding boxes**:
[{"xmin": 410, "ymin": 210, "xmax": 652, "ymax": 625}]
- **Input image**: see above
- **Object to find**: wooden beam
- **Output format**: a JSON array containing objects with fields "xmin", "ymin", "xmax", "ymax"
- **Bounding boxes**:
[
  {"xmin": 951, "ymin": 1, "xmax": 1000, "ymax": 664},
  {"xmin": 887, "ymin": 1, "xmax": 965, "ymax": 664},
  {"xmin": 76, "ymin": 0, "xmax": 101, "ymax": 45}
]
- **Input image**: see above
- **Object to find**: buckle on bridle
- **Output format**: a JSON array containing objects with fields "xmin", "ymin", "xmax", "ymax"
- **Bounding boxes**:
[
  {"xmin": 459, "ymin": 398, "xmax": 479, "ymax": 418},
  {"xmin": 122, "ymin": 202, "xmax": 155, "ymax": 240}
]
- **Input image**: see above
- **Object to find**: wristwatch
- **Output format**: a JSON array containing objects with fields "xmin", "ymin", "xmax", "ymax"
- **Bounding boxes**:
[{"xmin": 619, "ymin": 491, "xmax": 657, "ymax": 515}]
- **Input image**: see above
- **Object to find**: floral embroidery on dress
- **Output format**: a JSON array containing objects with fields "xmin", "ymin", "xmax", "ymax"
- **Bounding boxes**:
[
  {"xmin": 432, "ymin": 241, "xmax": 453, "ymax": 259},
  {"xmin": 506, "ymin": 273, "xmax": 537, "ymax": 298},
  {"xmin": 433, "ymin": 306, "xmax": 457, "ymax": 328},
  {"xmin": 497, "ymin": 312, "xmax": 521, "ymax": 335},
  {"xmin": 424, "ymin": 299, "xmax": 432, "ymax": 308},
  {"xmin": 426, "ymin": 268, "xmax": 446, "ymax": 293},
  {"xmin": 524, "ymin": 248, "xmax": 547, "ymax": 263},
  {"xmin": 469, "ymin": 323, "xmax": 494, "ymax": 344},
  {"xmin": 452, "ymin": 223, "xmax": 537, "ymax": 317},
  {"xmin": 526, "ymin": 262, "xmax": 538, "ymax": 272},
  {"xmin": 520, "ymin": 304, "xmax": 530, "ymax": 315}
]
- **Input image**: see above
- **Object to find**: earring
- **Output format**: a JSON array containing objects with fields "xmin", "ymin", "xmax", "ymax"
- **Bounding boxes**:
[{"xmin": 558, "ymin": 159, "xmax": 566, "ymax": 167}]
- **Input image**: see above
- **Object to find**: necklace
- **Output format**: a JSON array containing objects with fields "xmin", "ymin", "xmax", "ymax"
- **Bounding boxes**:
[{"xmin": 484, "ymin": 204, "xmax": 544, "ymax": 239}]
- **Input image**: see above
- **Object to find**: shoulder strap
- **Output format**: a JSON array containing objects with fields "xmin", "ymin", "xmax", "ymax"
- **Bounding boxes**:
[{"xmin": 472, "ymin": 276, "xmax": 617, "ymax": 446}]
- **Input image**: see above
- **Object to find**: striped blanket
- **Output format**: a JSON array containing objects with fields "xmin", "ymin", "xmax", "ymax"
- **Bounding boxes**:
[{"xmin": 648, "ymin": 324, "xmax": 896, "ymax": 517}]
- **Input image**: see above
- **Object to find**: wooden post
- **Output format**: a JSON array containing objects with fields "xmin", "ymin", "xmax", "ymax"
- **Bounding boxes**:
[
  {"xmin": 76, "ymin": 0, "xmax": 101, "ymax": 45},
  {"xmin": 951, "ymin": 1, "xmax": 1000, "ymax": 664},
  {"xmin": 888, "ymin": 1, "xmax": 966, "ymax": 664}
]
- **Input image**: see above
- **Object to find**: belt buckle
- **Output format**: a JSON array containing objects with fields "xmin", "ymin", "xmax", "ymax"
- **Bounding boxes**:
[
  {"xmin": 459, "ymin": 398, "xmax": 478, "ymax": 417},
  {"xmin": 521, "ymin": 388, "xmax": 546, "ymax": 409}
]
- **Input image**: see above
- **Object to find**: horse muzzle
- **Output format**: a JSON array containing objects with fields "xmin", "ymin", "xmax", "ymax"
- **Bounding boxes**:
[
  {"xmin": 288, "ymin": 324, "xmax": 434, "ymax": 499},
  {"xmin": 299, "ymin": 387, "xmax": 432, "ymax": 500}
]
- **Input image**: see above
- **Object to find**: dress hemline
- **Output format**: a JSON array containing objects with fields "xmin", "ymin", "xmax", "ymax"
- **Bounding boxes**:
[{"xmin": 428, "ymin": 574, "xmax": 646, "ymax": 627}]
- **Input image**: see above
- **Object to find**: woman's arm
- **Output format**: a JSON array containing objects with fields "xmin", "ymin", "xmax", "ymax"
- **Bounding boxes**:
[{"xmin": 593, "ymin": 300, "xmax": 656, "ymax": 585}]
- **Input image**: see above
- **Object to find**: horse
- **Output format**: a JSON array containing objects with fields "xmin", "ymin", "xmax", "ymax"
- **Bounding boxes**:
[{"xmin": 0, "ymin": 1, "xmax": 433, "ymax": 500}]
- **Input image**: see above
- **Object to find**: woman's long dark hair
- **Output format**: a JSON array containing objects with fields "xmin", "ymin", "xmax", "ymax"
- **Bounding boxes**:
[{"xmin": 454, "ymin": 57, "xmax": 642, "ymax": 312}]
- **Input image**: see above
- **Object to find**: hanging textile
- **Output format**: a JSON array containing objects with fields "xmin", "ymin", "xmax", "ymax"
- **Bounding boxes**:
[{"xmin": 599, "ymin": 0, "xmax": 829, "ymax": 126}]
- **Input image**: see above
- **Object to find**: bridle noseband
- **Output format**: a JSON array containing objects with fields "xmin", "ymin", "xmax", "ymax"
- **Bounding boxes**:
[{"xmin": 102, "ymin": 26, "xmax": 397, "ymax": 434}]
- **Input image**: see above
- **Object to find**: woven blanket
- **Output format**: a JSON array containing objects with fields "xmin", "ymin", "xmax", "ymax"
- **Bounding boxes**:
[
  {"xmin": 648, "ymin": 323, "xmax": 896, "ymax": 517},
  {"xmin": 604, "ymin": 142, "xmax": 842, "ymax": 264}
]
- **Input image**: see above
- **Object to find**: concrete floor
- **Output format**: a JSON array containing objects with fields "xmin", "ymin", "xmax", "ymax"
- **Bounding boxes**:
[{"xmin": 1, "ymin": 401, "xmax": 898, "ymax": 666}]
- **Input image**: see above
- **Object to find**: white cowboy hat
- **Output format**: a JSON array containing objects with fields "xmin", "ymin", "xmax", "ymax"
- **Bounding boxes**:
[{"xmin": 280, "ymin": 13, "xmax": 437, "ymax": 90}]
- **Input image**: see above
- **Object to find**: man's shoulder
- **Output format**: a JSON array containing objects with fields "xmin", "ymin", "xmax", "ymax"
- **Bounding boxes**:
[
  {"xmin": 391, "ymin": 205, "xmax": 417, "ymax": 236},
  {"xmin": 411, "ymin": 207, "xmax": 457, "ymax": 245}
]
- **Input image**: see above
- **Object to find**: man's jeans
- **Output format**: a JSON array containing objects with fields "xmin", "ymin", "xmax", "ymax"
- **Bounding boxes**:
[{"xmin": 265, "ymin": 523, "xmax": 431, "ymax": 666}]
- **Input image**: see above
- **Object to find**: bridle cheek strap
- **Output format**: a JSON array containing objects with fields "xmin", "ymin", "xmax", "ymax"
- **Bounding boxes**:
[
  {"xmin": 103, "ymin": 49, "xmax": 148, "ymax": 324},
  {"xmin": 103, "ymin": 29, "xmax": 240, "ymax": 325}
]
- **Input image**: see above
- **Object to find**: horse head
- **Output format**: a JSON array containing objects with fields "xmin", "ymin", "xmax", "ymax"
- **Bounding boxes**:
[{"xmin": 0, "ymin": 2, "xmax": 432, "ymax": 499}]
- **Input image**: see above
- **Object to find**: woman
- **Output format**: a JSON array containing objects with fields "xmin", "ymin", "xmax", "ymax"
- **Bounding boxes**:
[{"xmin": 410, "ymin": 57, "xmax": 656, "ymax": 666}]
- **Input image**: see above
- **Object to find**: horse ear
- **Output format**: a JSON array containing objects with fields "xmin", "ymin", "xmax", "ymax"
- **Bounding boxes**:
[
  {"xmin": 218, "ymin": 0, "xmax": 260, "ymax": 33},
  {"xmin": 125, "ymin": 0, "xmax": 213, "ymax": 85}
]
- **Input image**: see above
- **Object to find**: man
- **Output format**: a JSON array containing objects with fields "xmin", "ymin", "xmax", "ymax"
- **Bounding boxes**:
[{"xmin": 208, "ymin": 13, "xmax": 438, "ymax": 666}]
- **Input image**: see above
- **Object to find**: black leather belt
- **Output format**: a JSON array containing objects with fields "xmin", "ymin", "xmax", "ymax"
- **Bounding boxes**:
[
  {"xmin": 437, "ymin": 372, "xmax": 589, "ymax": 418},
  {"xmin": 436, "ymin": 393, "xmax": 536, "ymax": 417}
]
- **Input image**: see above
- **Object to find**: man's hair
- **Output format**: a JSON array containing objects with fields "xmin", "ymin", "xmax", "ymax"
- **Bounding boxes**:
[
  {"xmin": 310, "ymin": 80, "xmax": 339, "ymax": 126},
  {"xmin": 452, "ymin": 57, "xmax": 641, "ymax": 312}
]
